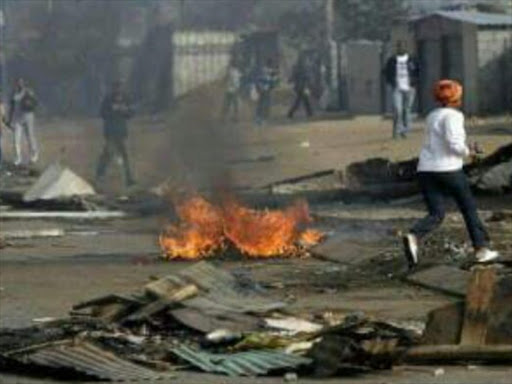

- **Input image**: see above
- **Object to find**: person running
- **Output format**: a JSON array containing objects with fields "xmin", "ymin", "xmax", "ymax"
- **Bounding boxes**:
[
  {"xmin": 95, "ymin": 81, "xmax": 135, "ymax": 188},
  {"xmin": 8, "ymin": 78, "xmax": 39, "ymax": 165},
  {"xmin": 384, "ymin": 41, "xmax": 419, "ymax": 139},
  {"xmin": 402, "ymin": 79, "xmax": 499, "ymax": 269}
]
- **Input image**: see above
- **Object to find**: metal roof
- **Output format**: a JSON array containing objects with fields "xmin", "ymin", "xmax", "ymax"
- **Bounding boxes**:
[
  {"xmin": 171, "ymin": 345, "xmax": 312, "ymax": 377},
  {"xmin": 425, "ymin": 10, "xmax": 512, "ymax": 26},
  {"xmin": 15, "ymin": 341, "xmax": 169, "ymax": 381}
]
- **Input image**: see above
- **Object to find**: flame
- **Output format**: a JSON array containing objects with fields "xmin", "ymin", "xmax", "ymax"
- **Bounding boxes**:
[
  {"xmin": 159, "ymin": 196, "xmax": 224, "ymax": 259},
  {"xmin": 159, "ymin": 195, "xmax": 324, "ymax": 260}
]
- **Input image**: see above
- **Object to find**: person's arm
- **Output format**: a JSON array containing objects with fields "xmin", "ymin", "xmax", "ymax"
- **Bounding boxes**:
[{"xmin": 444, "ymin": 112, "xmax": 470, "ymax": 157}]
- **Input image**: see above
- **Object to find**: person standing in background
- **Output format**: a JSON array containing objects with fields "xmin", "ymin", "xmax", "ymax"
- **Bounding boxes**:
[
  {"xmin": 221, "ymin": 60, "xmax": 242, "ymax": 122},
  {"xmin": 384, "ymin": 41, "xmax": 419, "ymax": 139},
  {"xmin": 8, "ymin": 78, "xmax": 39, "ymax": 165},
  {"xmin": 95, "ymin": 81, "xmax": 135, "ymax": 188},
  {"xmin": 288, "ymin": 54, "xmax": 313, "ymax": 119},
  {"xmin": 255, "ymin": 59, "xmax": 279, "ymax": 126}
]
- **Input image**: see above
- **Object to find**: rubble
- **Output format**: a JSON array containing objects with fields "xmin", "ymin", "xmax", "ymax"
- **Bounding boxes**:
[
  {"xmin": 264, "ymin": 142, "xmax": 511, "ymax": 205},
  {"xmin": 1, "ymin": 260, "xmax": 511, "ymax": 381},
  {"xmin": 23, "ymin": 162, "xmax": 95, "ymax": 202}
]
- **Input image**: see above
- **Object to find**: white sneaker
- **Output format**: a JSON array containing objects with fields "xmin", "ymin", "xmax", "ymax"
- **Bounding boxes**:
[
  {"xmin": 403, "ymin": 233, "xmax": 419, "ymax": 269},
  {"xmin": 475, "ymin": 248, "xmax": 499, "ymax": 263}
]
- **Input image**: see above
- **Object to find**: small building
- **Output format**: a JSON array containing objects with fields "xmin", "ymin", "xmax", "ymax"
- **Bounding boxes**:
[{"xmin": 412, "ymin": 11, "xmax": 512, "ymax": 115}]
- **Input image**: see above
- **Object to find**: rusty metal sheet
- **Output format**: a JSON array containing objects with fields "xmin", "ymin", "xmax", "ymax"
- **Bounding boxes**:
[
  {"xmin": 171, "ymin": 345, "xmax": 312, "ymax": 376},
  {"xmin": 15, "ymin": 341, "xmax": 168, "ymax": 381}
]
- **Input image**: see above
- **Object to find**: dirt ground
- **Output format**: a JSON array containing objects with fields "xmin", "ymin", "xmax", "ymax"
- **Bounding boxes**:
[{"xmin": 0, "ymin": 108, "xmax": 511, "ymax": 383}]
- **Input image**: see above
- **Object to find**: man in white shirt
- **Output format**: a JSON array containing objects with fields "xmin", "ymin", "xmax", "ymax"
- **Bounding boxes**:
[
  {"xmin": 384, "ymin": 42, "xmax": 419, "ymax": 139},
  {"xmin": 8, "ymin": 78, "xmax": 39, "ymax": 165},
  {"xmin": 403, "ymin": 79, "xmax": 499, "ymax": 269},
  {"xmin": 222, "ymin": 61, "xmax": 242, "ymax": 122}
]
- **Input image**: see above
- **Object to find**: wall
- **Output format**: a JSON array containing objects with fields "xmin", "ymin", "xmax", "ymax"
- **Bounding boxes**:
[
  {"xmin": 342, "ymin": 41, "xmax": 383, "ymax": 114},
  {"xmin": 172, "ymin": 31, "xmax": 236, "ymax": 98},
  {"xmin": 414, "ymin": 15, "xmax": 468, "ymax": 114},
  {"xmin": 477, "ymin": 28, "xmax": 512, "ymax": 113}
]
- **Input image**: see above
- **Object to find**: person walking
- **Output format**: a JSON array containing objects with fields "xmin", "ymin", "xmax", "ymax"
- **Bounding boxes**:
[
  {"xmin": 287, "ymin": 54, "xmax": 313, "ymax": 119},
  {"xmin": 95, "ymin": 81, "xmax": 135, "ymax": 188},
  {"xmin": 384, "ymin": 41, "xmax": 419, "ymax": 139},
  {"xmin": 221, "ymin": 60, "xmax": 242, "ymax": 122},
  {"xmin": 255, "ymin": 59, "xmax": 278, "ymax": 126},
  {"xmin": 402, "ymin": 79, "xmax": 499, "ymax": 269},
  {"xmin": 8, "ymin": 78, "xmax": 39, "ymax": 165}
]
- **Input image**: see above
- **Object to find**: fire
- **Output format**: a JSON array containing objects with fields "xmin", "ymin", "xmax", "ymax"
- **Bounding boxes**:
[
  {"xmin": 159, "ymin": 196, "xmax": 224, "ymax": 259},
  {"xmin": 159, "ymin": 196, "xmax": 324, "ymax": 260}
]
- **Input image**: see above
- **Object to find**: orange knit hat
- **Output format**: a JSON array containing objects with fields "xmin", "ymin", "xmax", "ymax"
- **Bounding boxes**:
[{"xmin": 433, "ymin": 79, "xmax": 463, "ymax": 107}]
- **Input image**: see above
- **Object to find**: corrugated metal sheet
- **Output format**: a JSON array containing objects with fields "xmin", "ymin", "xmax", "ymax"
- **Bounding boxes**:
[
  {"xmin": 16, "ymin": 341, "xmax": 168, "ymax": 381},
  {"xmin": 427, "ymin": 11, "xmax": 512, "ymax": 26},
  {"xmin": 171, "ymin": 345, "xmax": 312, "ymax": 377},
  {"xmin": 177, "ymin": 261, "xmax": 286, "ymax": 314}
]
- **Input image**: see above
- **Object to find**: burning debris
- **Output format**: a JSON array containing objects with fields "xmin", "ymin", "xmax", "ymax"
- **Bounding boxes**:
[{"xmin": 159, "ymin": 195, "xmax": 324, "ymax": 259}]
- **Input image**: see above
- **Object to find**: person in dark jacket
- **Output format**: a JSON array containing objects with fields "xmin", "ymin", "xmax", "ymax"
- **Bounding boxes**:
[
  {"xmin": 287, "ymin": 54, "xmax": 313, "ymax": 118},
  {"xmin": 95, "ymin": 81, "xmax": 135, "ymax": 187},
  {"xmin": 384, "ymin": 41, "xmax": 419, "ymax": 139}
]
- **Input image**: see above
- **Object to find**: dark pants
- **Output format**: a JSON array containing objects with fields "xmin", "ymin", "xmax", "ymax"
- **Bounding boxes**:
[
  {"xmin": 95, "ymin": 137, "xmax": 134, "ymax": 186},
  {"xmin": 288, "ymin": 90, "xmax": 312, "ymax": 118},
  {"xmin": 222, "ymin": 91, "xmax": 239, "ymax": 121},
  {"xmin": 255, "ymin": 91, "xmax": 271, "ymax": 125},
  {"xmin": 411, "ymin": 171, "xmax": 489, "ymax": 248}
]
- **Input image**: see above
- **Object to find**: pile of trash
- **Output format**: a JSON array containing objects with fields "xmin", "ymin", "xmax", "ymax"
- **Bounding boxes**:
[{"xmin": 0, "ymin": 262, "xmax": 421, "ymax": 381}]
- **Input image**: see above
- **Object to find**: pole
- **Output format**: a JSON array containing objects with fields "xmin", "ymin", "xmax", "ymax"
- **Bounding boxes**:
[
  {"xmin": 0, "ymin": 0, "xmax": 6, "ymax": 101},
  {"xmin": 325, "ymin": 0, "xmax": 339, "ymax": 110}
]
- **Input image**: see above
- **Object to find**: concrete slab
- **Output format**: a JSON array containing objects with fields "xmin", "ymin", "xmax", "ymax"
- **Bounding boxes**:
[{"xmin": 406, "ymin": 265, "xmax": 471, "ymax": 297}]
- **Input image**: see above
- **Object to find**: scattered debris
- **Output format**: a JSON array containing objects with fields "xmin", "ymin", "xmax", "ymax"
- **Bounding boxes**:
[
  {"xmin": 6, "ymin": 340, "xmax": 170, "ymax": 381},
  {"xmin": 308, "ymin": 316, "xmax": 417, "ymax": 377},
  {"xmin": 23, "ymin": 163, "xmax": 95, "ymax": 202},
  {"xmin": 171, "ymin": 345, "xmax": 312, "ymax": 377},
  {"xmin": 422, "ymin": 266, "xmax": 512, "ymax": 347},
  {"xmin": 0, "ymin": 210, "xmax": 127, "ymax": 220},
  {"xmin": 0, "ymin": 228, "xmax": 65, "ymax": 239}
]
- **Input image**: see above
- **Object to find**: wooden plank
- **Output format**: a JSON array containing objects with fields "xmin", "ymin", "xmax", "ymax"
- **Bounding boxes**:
[
  {"xmin": 123, "ymin": 284, "xmax": 198, "ymax": 323},
  {"xmin": 144, "ymin": 275, "xmax": 186, "ymax": 299},
  {"xmin": 404, "ymin": 344, "xmax": 512, "ymax": 363},
  {"xmin": 460, "ymin": 266, "xmax": 498, "ymax": 346},
  {"xmin": 406, "ymin": 265, "xmax": 470, "ymax": 297}
]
